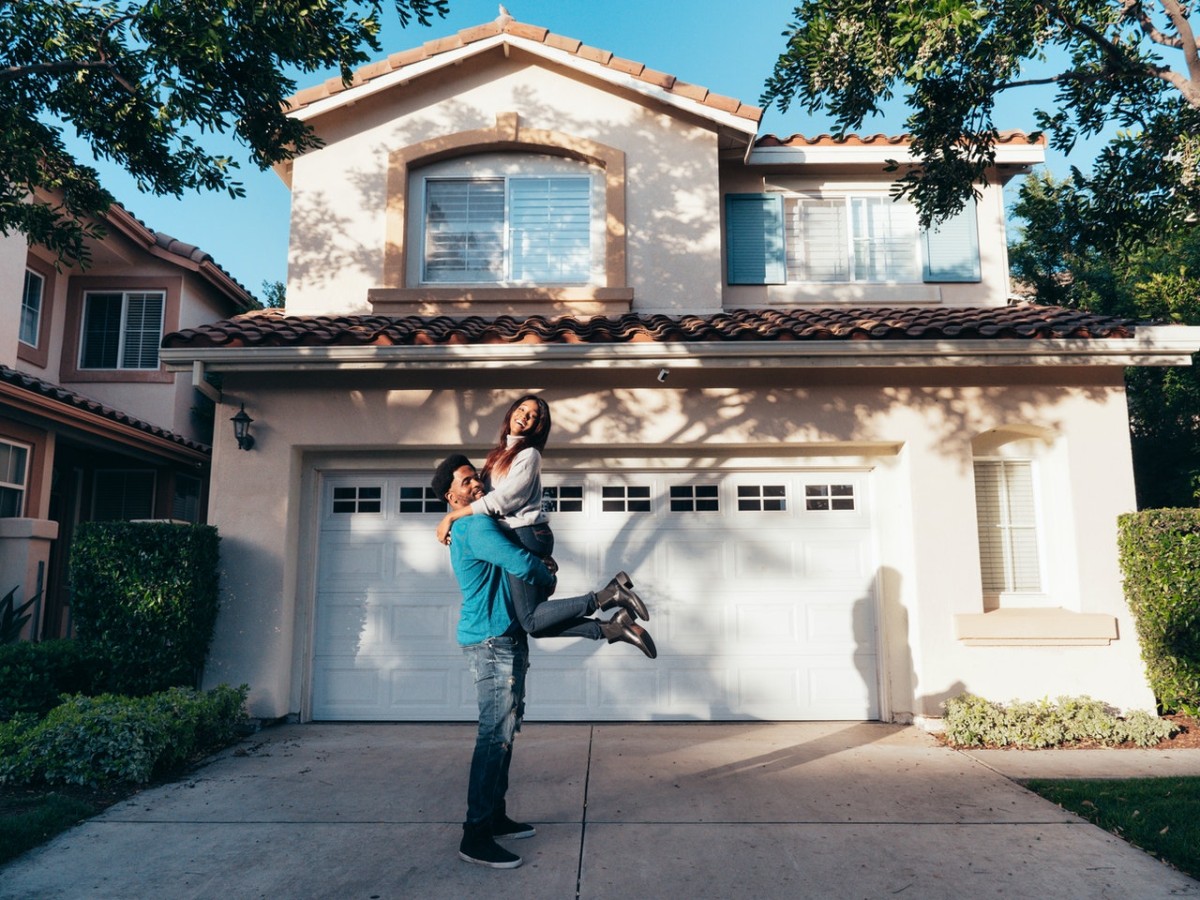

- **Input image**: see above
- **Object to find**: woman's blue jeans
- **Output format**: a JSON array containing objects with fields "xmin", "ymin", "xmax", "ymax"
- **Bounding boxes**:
[
  {"xmin": 462, "ymin": 635, "xmax": 529, "ymax": 826},
  {"xmin": 508, "ymin": 524, "xmax": 601, "ymax": 640}
]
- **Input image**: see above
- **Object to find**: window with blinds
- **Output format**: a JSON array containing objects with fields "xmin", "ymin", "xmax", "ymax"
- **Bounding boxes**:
[
  {"xmin": 0, "ymin": 440, "xmax": 29, "ymax": 518},
  {"xmin": 80, "ymin": 291, "xmax": 165, "ymax": 369},
  {"xmin": 785, "ymin": 195, "xmax": 920, "ymax": 283},
  {"xmin": 92, "ymin": 470, "xmax": 156, "ymax": 521},
  {"xmin": 423, "ymin": 175, "xmax": 591, "ymax": 283},
  {"xmin": 973, "ymin": 459, "xmax": 1043, "ymax": 595}
]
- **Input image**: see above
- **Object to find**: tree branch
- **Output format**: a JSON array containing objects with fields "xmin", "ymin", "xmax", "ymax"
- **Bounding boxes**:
[
  {"xmin": 1158, "ymin": 0, "xmax": 1200, "ymax": 84},
  {"xmin": 0, "ymin": 60, "xmax": 118, "ymax": 83},
  {"xmin": 1121, "ymin": 0, "xmax": 1184, "ymax": 49}
]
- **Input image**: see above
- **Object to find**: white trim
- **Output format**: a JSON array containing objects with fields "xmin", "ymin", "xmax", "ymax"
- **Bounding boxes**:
[
  {"xmin": 161, "ymin": 326, "xmax": 1200, "ymax": 373},
  {"xmin": 289, "ymin": 33, "xmax": 760, "ymax": 136},
  {"xmin": 747, "ymin": 143, "xmax": 1045, "ymax": 168}
]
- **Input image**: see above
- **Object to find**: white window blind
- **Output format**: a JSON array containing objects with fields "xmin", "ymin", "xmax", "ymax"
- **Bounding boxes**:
[
  {"xmin": 423, "ymin": 175, "xmax": 591, "ymax": 284},
  {"xmin": 20, "ymin": 269, "xmax": 44, "ymax": 347},
  {"xmin": 974, "ymin": 460, "xmax": 1042, "ymax": 594},
  {"xmin": 786, "ymin": 196, "xmax": 920, "ymax": 283},
  {"xmin": 81, "ymin": 291, "xmax": 165, "ymax": 370}
]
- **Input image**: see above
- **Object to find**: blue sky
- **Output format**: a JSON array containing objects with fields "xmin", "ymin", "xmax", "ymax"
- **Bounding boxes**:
[{"xmin": 70, "ymin": 0, "xmax": 1085, "ymax": 300}]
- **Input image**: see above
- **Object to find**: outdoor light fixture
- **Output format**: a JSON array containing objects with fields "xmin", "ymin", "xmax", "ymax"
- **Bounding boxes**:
[{"xmin": 230, "ymin": 403, "xmax": 255, "ymax": 451}]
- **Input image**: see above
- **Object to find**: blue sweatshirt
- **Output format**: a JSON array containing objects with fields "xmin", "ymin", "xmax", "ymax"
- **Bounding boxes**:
[{"xmin": 449, "ymin": 515, "xmax": 556, "ymax": 645}]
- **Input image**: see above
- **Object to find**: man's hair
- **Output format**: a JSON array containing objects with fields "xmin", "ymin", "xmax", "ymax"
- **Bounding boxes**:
[{"xmin": 431, "ymin": 454, "xmax": 474, "ymax": 499}]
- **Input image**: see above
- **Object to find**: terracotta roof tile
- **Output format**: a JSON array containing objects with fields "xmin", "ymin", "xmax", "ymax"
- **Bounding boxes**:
[
  {"xmin": 285, "ymin": 13, "xmax": 763, "ymax": 125},
  {"xmin": 755, "ymin": 130, "xmax": 1047, "ymax": 149},
  {"xmin": 162, "ymin": 305, "xmax": 1137, "ymax": 351},
  {"xmin": 0, "ymin": 365, "xmax": 210, "ymax": 454}
]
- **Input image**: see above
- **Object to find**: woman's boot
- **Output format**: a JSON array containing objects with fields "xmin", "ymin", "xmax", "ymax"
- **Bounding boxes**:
[
  {"xmin": 599, "ymin": 609, "xmax": 657, "ymax": 659},
  {"xmin": 594, "ymin": 571, "xmax": 649, "ymax": 620}
]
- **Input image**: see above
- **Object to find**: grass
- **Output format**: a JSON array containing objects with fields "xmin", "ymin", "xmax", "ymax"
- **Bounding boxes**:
[
  {"xmin": 0, "ymin": 784, "xmax": 134, "ymax": 865},
  {"xmin": 1025, "ymin": 777, "xmax": 1200, "ymax": 880}
]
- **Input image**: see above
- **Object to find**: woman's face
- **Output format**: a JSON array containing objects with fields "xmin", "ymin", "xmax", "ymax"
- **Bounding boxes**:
[{"xmin": 508, "ymin": 400, "xmax": 541, "ymax": 436}]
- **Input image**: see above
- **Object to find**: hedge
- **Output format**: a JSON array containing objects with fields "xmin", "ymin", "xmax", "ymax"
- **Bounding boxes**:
[
  {"xmin": 1117, "ymin": 508, "xmax": 1200, "ymax": 716},
  {"xmin": 0, "ymin": 639, "xmax": 109, "ymax": 721}
]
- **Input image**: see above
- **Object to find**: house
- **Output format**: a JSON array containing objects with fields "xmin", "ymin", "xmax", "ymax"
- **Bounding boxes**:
[
  {"xmin": 161, "ymin": 12, "xmax": 1200, "ymax": 725},
  {"xmin": 0, "ymin": 198, "xmax": 256, "ymax": 639}
]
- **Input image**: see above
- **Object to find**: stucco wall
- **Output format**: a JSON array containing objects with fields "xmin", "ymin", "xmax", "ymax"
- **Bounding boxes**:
[
  {"xmin": 201, "ymin": 368, "xmax": 1155, "ymax": 720},
  {"xmin": 0, "ymin": 231, "xmax": 27, "ymax": 369},
  {"xmin": 286, "ymin": 54, "xmax": 723, "ymax": 316}
]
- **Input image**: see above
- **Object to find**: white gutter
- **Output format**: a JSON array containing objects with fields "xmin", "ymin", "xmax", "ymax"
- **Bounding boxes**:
[
  {"xmin": 290, "ymin": 34, "xmax": 761, "ymax": 138},
  {"xmin": 746, "ymin": 143, "xmax": 1046, "ymax": 168},
  {"xmin": 161, "ymin": 326, "xmax": 1200, "ymax": 373}
]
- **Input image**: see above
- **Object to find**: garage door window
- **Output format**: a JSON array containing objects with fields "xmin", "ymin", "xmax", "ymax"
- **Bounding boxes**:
[
  {"xmin": 399, "ymin": 486, "xmax": 447, "ymax": 514},
  {"xmin": 805, "ymin": 483, "xmax": 856, "ymax": 511},
  {"xmin": 602, "ymin": 485, "xmax": 651, "ymax": 512},
  {"xmin": 670, "ymin": 485, "xmax": 719, "ymax": 512},
  {"xmin": 737, "ymin": 484, "xmax": 787, "ymax": 511},
  {"xmin": 333, "ymin": 485, "xmax": 382, "ymax": 514},
  {"xmin": 542, "ymin": 485, "xmax": 583, "ymax": 513}
]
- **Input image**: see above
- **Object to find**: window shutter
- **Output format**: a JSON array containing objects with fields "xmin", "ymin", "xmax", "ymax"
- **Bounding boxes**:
[
  {"xmin": 922, "ymin": 195, "xmax": 981, "ymax": 282},
  {"xmin": 726, "ymin": 193, "xmax": 786, "ymax": 285}
]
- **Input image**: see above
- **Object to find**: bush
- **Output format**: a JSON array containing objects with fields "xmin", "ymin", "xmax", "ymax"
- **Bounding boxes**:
[
  {"xmin": 0, "ymin": 640, "xmax": 109, "ymax": 722},
  {"xmin": 70, "ymin": 522, "xmax": 220, "ymax": 695},
  {"xmin": 0, "ymin": 684, "xmax": 248, "ymax": 787},
  {"xmin": 942, "ymin": 694, "xmax": 1179, "ymax": 748},
  {"xmin": 1117, "ymin": 509, "xmax": 1200, "ymax": 716}
]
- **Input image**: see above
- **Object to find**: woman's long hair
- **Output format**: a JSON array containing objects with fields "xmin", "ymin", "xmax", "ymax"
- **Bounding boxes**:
[{"xmin": 482, "ymin": 394, "xmax": 552, "ymax": 479}]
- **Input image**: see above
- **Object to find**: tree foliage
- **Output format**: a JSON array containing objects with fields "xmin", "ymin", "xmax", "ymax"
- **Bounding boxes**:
[
  {"xmin": 1, "ymin": 0, "xmax": 448, "ymax": 264},
  {"xmin": 1011, "ymin": 171, "xmax": 1200, "ymax": 507},
  {"xmin": 762, "ymin": 1, "xmax": 1200, "ymax": 233}
]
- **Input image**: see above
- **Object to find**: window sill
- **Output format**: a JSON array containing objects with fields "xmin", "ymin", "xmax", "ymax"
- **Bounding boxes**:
[
  {"xmin": 368, "ymin": 286, "xmax": 634, "ymax": 317},
  {"xmin": 954, "ymin": 608, "xmax": 1118, "ymax": 646}
]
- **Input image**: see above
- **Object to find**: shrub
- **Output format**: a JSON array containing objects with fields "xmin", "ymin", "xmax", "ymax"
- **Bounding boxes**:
[
  {"xmin": 942, "ymin": 694, "xmax": 1179, "ymax": 748},
  {"xmin": 0, "ymin": 639, "xmax": 109, "ymax": 721},
  {"xmin": 0, "ymin": 684, "xmax": 248, "ymax": 787},
  {"xmin": 70, "ymin": 522, "xmax": 220, "ymax": 695},
  {"xmin": 1117, "ymin": 509, "xmax": 1200, "ymax": 716}
]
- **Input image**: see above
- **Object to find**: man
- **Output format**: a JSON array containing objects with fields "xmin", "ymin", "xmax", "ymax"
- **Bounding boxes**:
[{"xmin": 432, "ymin": 453, "xmax": 557, "ymax": 870}]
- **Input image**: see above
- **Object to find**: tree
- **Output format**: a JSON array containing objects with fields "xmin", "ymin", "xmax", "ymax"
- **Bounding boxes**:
[
  {"xmin": 261, "ymin": 279, "xmax": 286, "ymax": 309},
  {"xmin": 1010, "ymin": 171, "xmax": 1200, "ymax": 507},
  {"xmin": 1, "ymin": 0, "xmax": 448, "ymax": 264},
  {"xmin": 762, "ymin": 1, "xmax": 1200, "ymax": 236}
]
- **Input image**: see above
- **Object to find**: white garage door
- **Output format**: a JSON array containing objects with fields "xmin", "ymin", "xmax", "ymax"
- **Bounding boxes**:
[{"xmin": 312, "ymin": 467, "xmax": 879, "ymax": 721}]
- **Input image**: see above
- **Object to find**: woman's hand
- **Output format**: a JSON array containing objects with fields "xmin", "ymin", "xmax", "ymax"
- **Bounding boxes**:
[{"xmin": 436, "ymin": 513, "xmax": 455, "ymax": 545}]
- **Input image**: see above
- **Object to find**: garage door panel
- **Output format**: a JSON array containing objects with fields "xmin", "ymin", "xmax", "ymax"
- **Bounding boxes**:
[{"xmin": 313, "ymin": 469, "xmax": 879, "ymax": 722}]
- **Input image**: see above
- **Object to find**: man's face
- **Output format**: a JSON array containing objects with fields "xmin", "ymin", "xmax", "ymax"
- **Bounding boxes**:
[{"xmin": 445, "ymin": 465, "xmax": 484, "ymax": 509}]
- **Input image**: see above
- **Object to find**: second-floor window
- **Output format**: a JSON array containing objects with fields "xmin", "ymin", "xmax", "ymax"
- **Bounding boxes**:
[
  {"xmin": 80, "ymin": 291, "xmax": 165, "ymax": 370},
  {"xmin": 412, "ymin": 154, "xmax": 603, "ymax": 287},
  {"xmin": 20, "ymin": 270, "xmax": 44, "ymax": 347}
]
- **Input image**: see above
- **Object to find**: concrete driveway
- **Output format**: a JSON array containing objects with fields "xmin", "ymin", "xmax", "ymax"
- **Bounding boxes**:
[{"xmin": 2, "ymin": 722, "xmax": 1198, "ymax": 899}]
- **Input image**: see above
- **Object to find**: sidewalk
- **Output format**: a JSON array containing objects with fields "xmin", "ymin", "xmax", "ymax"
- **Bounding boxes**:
[{"xmin": 2, "ymin": 722, "xmax": 1198, "ymax": 899}]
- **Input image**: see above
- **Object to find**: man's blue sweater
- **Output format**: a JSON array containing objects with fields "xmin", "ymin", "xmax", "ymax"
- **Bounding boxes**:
[{"xmin": 449, "ymin": 516, "xmax": 556, "ymax": 645}]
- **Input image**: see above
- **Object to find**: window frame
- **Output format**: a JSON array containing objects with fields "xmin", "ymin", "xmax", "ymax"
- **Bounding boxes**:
[
  {"xmin": 411, "ymin": 154, "xmax": 605, "ymax": 288},
  {"xmin": 785, "ymin": 193, "xmax": 922, "ymax": 284},
  {"xmin": 17, "ymin": 255, "xmax": 55, "ymax": 367},
  {"xmin": 79, "ymin": 289, "xmax": 166, "ymax": 371},
  {"xmin": 20, "ymin": 268, "xmax": 45, "ymax": 348},
  {"xmin": 0, "ymin": 439, "xmax": 31, "ymax": 518},
  {"xmin": 61, "ymin": 276, "xmax": 181, "ymax": 384},
  {"xmin": 973, "ymin": 457, "xmax": 1047, "ymax": 606}
]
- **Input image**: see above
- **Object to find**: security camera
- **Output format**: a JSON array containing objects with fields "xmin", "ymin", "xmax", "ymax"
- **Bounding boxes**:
[{"xmin": 657, "ymin": 368, "xmax": 670, "ymax": 383}]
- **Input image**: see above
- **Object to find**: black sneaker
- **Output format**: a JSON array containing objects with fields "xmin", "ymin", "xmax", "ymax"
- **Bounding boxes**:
[
  {"xmin": 493, "ymin": 813, "xmax": 536, "ymax": 840},
  {"xmin": 459, "ymin": 825, "xmax": 523, "ymax": 869}
]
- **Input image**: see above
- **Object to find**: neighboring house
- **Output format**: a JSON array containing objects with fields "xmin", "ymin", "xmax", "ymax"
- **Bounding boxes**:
[
  {"xmin": 162, "ymin": 13, "xmax": 1200, "ymax": 725},
  {"xmin": 0, "ymin": 198, "xmax": 255, "ymax": 639}
]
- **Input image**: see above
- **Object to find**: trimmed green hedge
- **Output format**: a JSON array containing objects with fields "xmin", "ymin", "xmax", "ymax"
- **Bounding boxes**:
[
  {"xmin": 70, "ymin": 522, "xmax": 220, "ymax": 696},
  {"xmin": 0, "ymin": 684, "xmax": 248, "ymax": 787},
  {"xmin": 0, "ymin": 639, "xmax": 109, "ymax": 721},
  {"xmin": 943, "ymin": 694, "xmax": 1177, "ymax": 748},
  {"xmin": 1118, "ymin": 509, "xmax": 1200, "ymax": 716}
]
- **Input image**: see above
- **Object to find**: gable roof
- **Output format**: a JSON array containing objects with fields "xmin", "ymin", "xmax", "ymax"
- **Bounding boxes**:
[
  {"xmin": 285, "ymin": 10, "xmax": 762, "ymax": 134},
  {"xmin": 164, "ymin": 304, "xmax": 1135, "ymax": 349}
]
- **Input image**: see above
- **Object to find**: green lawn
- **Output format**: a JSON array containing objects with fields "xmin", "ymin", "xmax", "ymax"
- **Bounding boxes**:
[
  {"xmin": 0, "ymin": 784, "xmax": 137, "ymax": 865},
  {"xmin": 1025, "ymin": 777, "xmax": 1200, "ymax": 880}
]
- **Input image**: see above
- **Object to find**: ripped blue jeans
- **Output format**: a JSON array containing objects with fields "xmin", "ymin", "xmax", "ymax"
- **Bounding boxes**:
[{"xmin": 462, "ymin": 634, "xmax": 529, "ymax": 826}]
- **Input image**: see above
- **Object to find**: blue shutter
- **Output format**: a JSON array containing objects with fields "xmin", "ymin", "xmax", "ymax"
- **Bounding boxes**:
[
  {"xmin": 725, "ymin": 193, "xmax": 786, "ymax": 285},
  {"xmin": 922, "ymin": 195, "xmax": 981, "ymax": 282}
]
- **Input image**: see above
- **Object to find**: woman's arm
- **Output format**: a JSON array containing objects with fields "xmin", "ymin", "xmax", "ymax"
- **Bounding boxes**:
[
  {"xmin": 472, "ymin": 448, "xmax": 541, "ymax": 518},
  {"xmin": 435, "ymin": 505, "xmax": 473, "ymax": 545}
]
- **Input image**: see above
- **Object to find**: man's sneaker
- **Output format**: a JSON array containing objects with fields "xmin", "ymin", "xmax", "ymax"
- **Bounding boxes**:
[
  {"xmin": 459, "ymin": 824, "xmax": 523, "ymax": 869},
  {"xmin": 493, "ymin": 813, "xmax": 536, "ymax": 840}
]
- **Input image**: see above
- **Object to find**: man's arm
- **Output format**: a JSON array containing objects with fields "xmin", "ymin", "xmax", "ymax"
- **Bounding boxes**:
[{"xmin": 461, "ymin": 518, "xmax": 556, "ymax": 589}]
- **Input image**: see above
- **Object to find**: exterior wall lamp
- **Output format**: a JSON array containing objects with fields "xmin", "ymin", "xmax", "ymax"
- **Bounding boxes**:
[{"xmin": 230, "ymin": 403, "xmax": 255, "ymax": 451}]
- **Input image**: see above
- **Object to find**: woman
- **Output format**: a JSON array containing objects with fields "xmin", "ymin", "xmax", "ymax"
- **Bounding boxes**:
[{"xmin": 436, "ymin": 395, "xmax": 657, "ymax": 657}]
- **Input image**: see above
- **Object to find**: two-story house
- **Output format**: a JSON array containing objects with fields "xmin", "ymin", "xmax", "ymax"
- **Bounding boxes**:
[
  {"xmin": 162, "ymin": 13, "xmax": 1200, "ymax": 725},
  {"xmin": 0, "ymin": 197, "xmax": 255, "ymax": 639}
]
